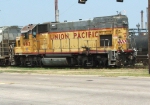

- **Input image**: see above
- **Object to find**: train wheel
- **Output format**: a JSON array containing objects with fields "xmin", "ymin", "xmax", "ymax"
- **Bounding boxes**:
[
  {"xmin": 92, "ymin": 60, "xmax": 99, "ymax": 68},
  {"xmin": 20, "ymin": 57, "xmax": 26, "ymax": 67},
  {"xmin": 143, "ymin": 61, "xmax": 148, "ymax": 66},
  {"xmin": 30, "ymin": 61, "xmax": 35, "ymax": 67},
  {"xmin": 37, "ymin": 57, "xmax": 43, "ymax": 67},
  {"xmin": 0, "ymin": 59, "xmax": 6, "ymax": 66},
  {"xmin": 82, "ymin": 60, "xmax": 87, "ymax": 68},
  {"xmin": 5, "ymin": 60, "xmax": 10, "ymax": 66},
  {"xmin": 82, "ymin": 57, "xmax": 88, "ymax": 68},
  {"xmin": 116, "ymin": 59, "xmax": 122, "ymax": 68},
  {"xmin": 118, "ymin": 55, "xmax": 127, "ymax": 67}
]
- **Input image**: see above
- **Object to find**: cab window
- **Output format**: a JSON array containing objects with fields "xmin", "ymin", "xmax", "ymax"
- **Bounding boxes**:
[
  {"xmin": 23, "ymin": 33, "xmax": 29, "ymax": 39},
  {"xmin": 32, "ymin": 27, "xmax": 36, "ymax": 37}
]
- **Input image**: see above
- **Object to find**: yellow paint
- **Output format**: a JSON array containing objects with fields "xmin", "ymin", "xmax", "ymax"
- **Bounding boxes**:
[{"xmin": 15, "ymin": 28, "xmax": 129, "ymax": 54}]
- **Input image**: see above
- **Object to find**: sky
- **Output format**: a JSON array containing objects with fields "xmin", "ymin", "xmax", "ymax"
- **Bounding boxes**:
[{"xmin": 0, "ymin": 0, "xmax": 148, "ymax": 28}]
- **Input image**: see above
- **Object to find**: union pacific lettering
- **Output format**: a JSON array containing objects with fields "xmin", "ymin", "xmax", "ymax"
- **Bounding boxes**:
[
  {"xmin": 50, "ymin": 33, "xmax": 69, "ymax": 40},
  {"xmin": 50, "ymin": 31, "xmax": 99, "ymax": 40},
  {"xmin": 74, "ymin": 31, "xmax": 99, "ymax": 38}
]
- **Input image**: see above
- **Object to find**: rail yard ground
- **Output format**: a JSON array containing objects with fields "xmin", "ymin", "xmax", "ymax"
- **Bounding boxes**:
[
  {"xmin": 1, "ymin": 72, "xmax": 150, "ymax": 105},
  {"xmin": 0, "ymin": 66, "xmax": 149, "ymax": 77}
]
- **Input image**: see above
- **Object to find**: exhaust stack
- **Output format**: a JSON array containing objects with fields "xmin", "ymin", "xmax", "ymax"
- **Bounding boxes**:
[
  {"xmin": 55, "ymin": 0, "xmax": 59, "ymax": 22},
  {"xmin": 141, "ymin": 10, "xmax": 144, "ymax": 29}
]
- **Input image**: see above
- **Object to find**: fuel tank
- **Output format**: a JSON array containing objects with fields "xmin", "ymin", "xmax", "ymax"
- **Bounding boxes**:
[{"xmin": 41, "ymin": 58, "xmax": 68, "ymax": 66}]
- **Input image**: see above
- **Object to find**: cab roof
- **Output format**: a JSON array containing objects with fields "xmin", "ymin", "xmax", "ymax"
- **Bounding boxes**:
[{"xmin": 21, "ymin": 24, "xmax": 36, "ymax": 33}]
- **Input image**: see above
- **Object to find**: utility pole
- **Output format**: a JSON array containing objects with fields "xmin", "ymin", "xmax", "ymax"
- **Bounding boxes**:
[
  {"xmin": 55, "ymin": 0, "xmax": 59, "ymax": 22},
  {"xmin": 148, "ymin": 0, "xmax": 150, "ymax": 74}
]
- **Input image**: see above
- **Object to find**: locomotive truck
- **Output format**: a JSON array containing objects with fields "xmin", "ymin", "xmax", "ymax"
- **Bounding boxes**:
[{"xmin": 12, "ymin": 14, "xmax": 137, "ymax": 67}]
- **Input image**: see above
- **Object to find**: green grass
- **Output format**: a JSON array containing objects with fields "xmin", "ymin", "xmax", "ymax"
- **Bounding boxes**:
[{"xmin": 0, "ymin": 67, "xmax": 150, "ymax": 77}]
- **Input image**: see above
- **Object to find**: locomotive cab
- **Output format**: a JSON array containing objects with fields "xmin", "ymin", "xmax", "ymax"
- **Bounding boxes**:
[
  {"xmin": 14, "ymin": 24, "xmax": 52, "ymax": 66},
  {"xmin": 15, "ymin": 24, "xmax": 37, "ymax": 54}
]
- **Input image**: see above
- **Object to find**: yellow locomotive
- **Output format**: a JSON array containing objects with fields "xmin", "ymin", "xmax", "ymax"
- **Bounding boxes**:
[{"xmin": 14, "ymin": 14, "xmax": 136, "ymax": 67}]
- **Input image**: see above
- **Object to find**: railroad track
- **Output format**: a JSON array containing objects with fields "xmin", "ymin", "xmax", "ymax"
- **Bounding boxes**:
[{"xmin": 8, "ymin": 63, "xmax": 148, "ymax": 69}]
